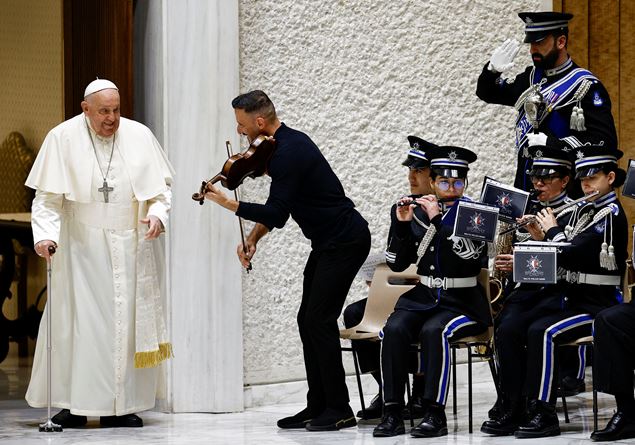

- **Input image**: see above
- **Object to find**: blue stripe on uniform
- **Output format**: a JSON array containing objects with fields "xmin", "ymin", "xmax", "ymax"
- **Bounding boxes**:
[
  {"xmin": 435, "ymin": 315, "xmax": 477, "ymax": 405},
  {"xmin": 539, "ymin": 314, "xmax": 593, "ymax": 401}
]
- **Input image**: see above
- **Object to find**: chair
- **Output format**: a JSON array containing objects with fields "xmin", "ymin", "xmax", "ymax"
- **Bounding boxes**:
[
  {"xmin": 559, "ymin": 336, "xmax": 596, "ymax": 431},
  {"xmin": 340, "ymin": 263, "xmax": 419, "ymax": 417}
]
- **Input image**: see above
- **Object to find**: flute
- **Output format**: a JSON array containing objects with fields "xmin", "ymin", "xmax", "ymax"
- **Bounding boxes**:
[
  {"xmin": 499, "ymin": 190, "xmax": 600, "ymax": 235},
  {"xmin": 397, "ymin": 196, "xmax": 460, "ymax": 206}
]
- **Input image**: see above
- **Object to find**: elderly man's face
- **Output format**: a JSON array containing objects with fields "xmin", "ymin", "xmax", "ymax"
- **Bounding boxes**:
[{"xmin": 81, "ymin": 89, "xmax": 121, "ymax": 137}]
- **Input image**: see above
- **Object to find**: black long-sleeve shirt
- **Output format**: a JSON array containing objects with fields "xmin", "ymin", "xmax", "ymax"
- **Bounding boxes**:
[{"xmin": 236, "ymin": 123, "xmax": 367, "ymax": 249}]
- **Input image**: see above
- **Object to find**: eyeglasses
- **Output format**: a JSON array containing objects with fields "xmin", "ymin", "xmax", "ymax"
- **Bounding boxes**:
[
  {"xmin": 436, "ymin": 179, "xmax": 465, "ymax": 191},
  {"xmin": 530, "ymin": 174, "xmax": 561, "ymax": 184}
]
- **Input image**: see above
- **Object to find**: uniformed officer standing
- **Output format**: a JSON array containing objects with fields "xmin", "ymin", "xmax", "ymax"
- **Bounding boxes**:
[
  {"xmin": 373, "ymin": 145, "xmax": 492, "ymax": 438},
  {"xmin": 476, "ymin": 12, "xmax": 617, "ymax": 192},
  {"xmin": 343, "ymin": 135, "xmax": 435, "ymax": 421},
  {"xmin": 484, "ymin": 145, "xmax": 627, "ymax": 438}
]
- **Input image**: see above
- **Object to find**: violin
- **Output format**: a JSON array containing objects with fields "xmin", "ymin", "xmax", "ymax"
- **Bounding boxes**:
[
  {"xmin": 192, "ymin": 135, "xmax": 276, "ymax": 202},
  {"xmin": 192, "ymin": 135, "xmax": 277, "ymax": 273}
]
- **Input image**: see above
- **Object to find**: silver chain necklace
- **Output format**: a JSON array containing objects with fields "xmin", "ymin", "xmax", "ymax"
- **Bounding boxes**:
[{"xmin": 86, "ymin": 120, "xmax": 116, "ymax": 202}]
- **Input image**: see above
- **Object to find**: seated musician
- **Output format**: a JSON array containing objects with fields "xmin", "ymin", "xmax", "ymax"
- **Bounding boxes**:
[
  {"xmin": 482, "ymin": 145, "xmax": 627, "ymax": 438},
  {"xmin": 373, "ymin": 145, "xmax": 491, "ymax": 438},
  {"xmin": 343, "ymin": 135, "xmax": 435, "ymax": 421},
  {"xmin": 485, "ymin": 145, "xmax": 582, "ymax": 422}
]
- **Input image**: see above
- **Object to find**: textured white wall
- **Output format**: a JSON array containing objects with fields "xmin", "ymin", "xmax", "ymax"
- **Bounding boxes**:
[{"xmin": 238, "ymin": 0, "xmax": 542, "ymax": 385}]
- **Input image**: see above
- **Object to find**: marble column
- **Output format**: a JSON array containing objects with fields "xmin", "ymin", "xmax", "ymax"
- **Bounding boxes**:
[{"xmin": 134, "ymin": 0, "xmax": 243, "ymax": 413}]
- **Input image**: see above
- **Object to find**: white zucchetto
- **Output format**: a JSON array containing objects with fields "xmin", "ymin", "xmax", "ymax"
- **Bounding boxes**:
[{"xmin": 84, "ymin": 79, "xmax": 118, "ymax": 98}]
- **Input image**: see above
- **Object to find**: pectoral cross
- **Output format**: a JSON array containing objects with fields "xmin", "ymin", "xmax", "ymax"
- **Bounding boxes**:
[{"xmin": 98, "ymin": 180, "xmax": 114, "ymax": 203}]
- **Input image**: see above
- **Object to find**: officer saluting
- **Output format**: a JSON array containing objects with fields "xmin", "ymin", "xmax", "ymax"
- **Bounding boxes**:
[
  {"xmin": 476, "ymin": 11, "xmax": 617, "ymax": 192},
  {"xmin": 374, "ymin": 145, "xmax": 491, "ymax": 438}
]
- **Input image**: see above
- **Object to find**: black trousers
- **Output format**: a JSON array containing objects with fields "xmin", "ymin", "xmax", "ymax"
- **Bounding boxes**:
[
  {"xmin": 380, "ymin": 307, "xmax": 486, "ymax": 407},
  {"xmin": 298, "ymin": 228, "xmax": 370, "ymax": 413},
  {"xmin": 496, "ymin": 294, "xmax": 593, "ymax": 404},
  {"xmin": 343, "ymin": 299, "xmax": 381, "ymax": 376},
  {"xmin": 594, "ymin": 303, "xmax": 635, "ymax": 395}
]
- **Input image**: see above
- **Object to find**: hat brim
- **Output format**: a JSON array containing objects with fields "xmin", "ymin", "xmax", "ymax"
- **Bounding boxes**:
[
  {"xmin": 403, "ymin": 157, "xmax": 429, "ymax": 169},
  {"xmin": 524, "ymin": 31, "xmax": 551, "ymax": 43},
  {"xmin": 575, "ymin": 167, "xmax": 603, "ymax": 179},
  {"xmin": 432, "ymin": 167, "xmax": 468, "ymax": 179}
]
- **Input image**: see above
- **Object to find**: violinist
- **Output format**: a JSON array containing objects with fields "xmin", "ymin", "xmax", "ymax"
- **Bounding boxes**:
[
  {"xmin": 203, "ymin": 90, "xmax": 370, "ymax": 431},
  {"xmin": 374, "ymin": 145, "xmax": 491, "ymax": 438},
  {"xmin": 483, "ymin": 145, "xmax": 627, "ymax": 438},
  {"xmin": 343, "ymin": 135, "xmax": 435, "ymax": 421}
]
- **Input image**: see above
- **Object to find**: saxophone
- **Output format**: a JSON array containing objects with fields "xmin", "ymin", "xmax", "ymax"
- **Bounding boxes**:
[{"xmin": 490, "ymin": 221, "xmax": 514, "ymax": 316}]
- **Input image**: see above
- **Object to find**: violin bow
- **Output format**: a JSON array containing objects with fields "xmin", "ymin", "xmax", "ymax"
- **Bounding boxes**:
[{"xmin": 226, "ymin": 140, "xmax": 253, "ymax": 273}]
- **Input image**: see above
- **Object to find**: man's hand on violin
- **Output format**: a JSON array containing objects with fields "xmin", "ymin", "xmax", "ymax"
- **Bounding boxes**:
[
  {"xmin": 204, "ymin": 183, "xmax": 239, "ymax": 212},
  {"xmin": 237, "ymin": 241, "xmax": 256, "ymax": 269}
]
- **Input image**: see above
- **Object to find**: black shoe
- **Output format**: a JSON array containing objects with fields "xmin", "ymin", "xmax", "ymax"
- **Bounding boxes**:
[
  {"xmin": 488, "ymin": 397, "xmax": 503, "ymax": 420},
  {"xmin": 51, "ymin": 409, "xmax": 87, "ymax": 428},
  {"xmin": 100, "ymin": 414, "xmax": 143, "ymax": 428},
  {"xmin": 591, "ymin": 411, "xmax": 635, "ymax": 441},
  {"xmin": 481, "ymin": 409, "xmax": 521, "ymax": 436},
  {"xmin": 514, "ymin": 401, "xmax": 560, "ymax": 438},
  {"xmin": 410, "ymin": 405, "xmax": 448, "ymax": 438},
  {"xmin": 403, "ymin": 394, "xmax": 428, "ymax": 420},
  {"xmin": 557, "ymin": 376, "xmax": 585, "ymax": 397},
  {"xmin": 305, "ymin": 407, "xmax": 356, "ymax": 431},
  {"xmin": 277, "ymin": 407, "xmax": 314, "ymax": 429},
  {"xmin": 373, "ymin": 407, "xmax": 405, "ymax": 437},
  {"xmin": 356, "ymin": 394, "xmax": 382, "ymax": 420}
]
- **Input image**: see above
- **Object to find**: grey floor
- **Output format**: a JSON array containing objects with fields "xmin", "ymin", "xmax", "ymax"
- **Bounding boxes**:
[{"xmin": 0, "ymin": 343, "xmax": 628, "ymax": 445}]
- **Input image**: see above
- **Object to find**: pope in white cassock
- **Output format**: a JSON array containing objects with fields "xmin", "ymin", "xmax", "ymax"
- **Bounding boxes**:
[{"xmin": 24, "ymin": 79, "xmax": 175, "ymax": 428}]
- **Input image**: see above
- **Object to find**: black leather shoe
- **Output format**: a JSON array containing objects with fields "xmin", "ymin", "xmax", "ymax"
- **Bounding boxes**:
[
  {"xmin": 591, "ymin": 411, "xmax": 635, "ymax": 441},
  {"xmin": 356, "ymin": 394, "xmax": 382, "ymax": 420},
  {"xmin": 410, "ymin": 405, "xmax": 447, "ymax": 438},
  {"xmin": 481, "ymin": 409, "xmax": 521, "ymax": 436},
  {"xmin": 305, "ymin": 407, "xmax": 356, "ymax": 431},
  {"xmin": 100, "ymin": 413, "xmax": 143, "ymax": 428},
  {"xmin": 557, "ymin": 376, "xmax": 585, "ymax": 397},
  {"xmin": 514, "ymin": 401, "xmax": 560, "ymax": 438},
  {"xmin": 51, "ymin": 409, "xmax": 87, "ymax": 428},
  {"xmin": 403, "ymin": 394, "xmax": 428, "ymax": 420},
  {"xmin": 277, "ymin": 407, "xmax": 314, "ymax": 429},
  {"xmin": 373, "ymin": 407, "xmax": 405, "ymax": 437},
  {"xmin": 488, "ymin": 397, "xmax": 502, "ymax": 420}
]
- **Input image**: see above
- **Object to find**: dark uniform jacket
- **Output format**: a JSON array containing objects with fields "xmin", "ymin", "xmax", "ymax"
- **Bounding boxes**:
[
  {"xmin": 545, "ymin": 191, "xmax": 626, "ymax": 315},
  {"xmin": 385, "ymin": 199, "xmax": 492, "ymax": 326},
  {"xmin": 476, "ymin": 60, "xmax": 617, "ymax": 191}
]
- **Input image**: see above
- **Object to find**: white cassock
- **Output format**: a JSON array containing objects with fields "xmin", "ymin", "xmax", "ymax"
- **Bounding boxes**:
[{"xmin": 24, "ymin": 114, "xmax": 175, "ymax": 416}]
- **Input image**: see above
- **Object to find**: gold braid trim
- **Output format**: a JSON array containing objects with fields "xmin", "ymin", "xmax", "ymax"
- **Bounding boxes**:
[{"xmin": 134, "ymin": 342, "xmax": 174, "ymax": 369}]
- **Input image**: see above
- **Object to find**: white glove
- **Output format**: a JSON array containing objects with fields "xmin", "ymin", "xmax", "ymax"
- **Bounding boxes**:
[
  {"xmin": 488, "ymin": 38, "xmax": 521, "ymax": 73},
  {"xmin": 527, "ymin": 132, "xmax": 548, "ymax": 146}
]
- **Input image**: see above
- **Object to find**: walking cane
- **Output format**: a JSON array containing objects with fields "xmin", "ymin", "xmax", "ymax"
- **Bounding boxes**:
[{"xmin": 39, "ymin": 245, "xmax": 62, "ymax": 432}]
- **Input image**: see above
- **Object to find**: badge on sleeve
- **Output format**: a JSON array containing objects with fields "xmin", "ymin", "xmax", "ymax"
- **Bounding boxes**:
[{"xmin": 593, "ymin": 91, "xmax": 603, "ymax": 107}]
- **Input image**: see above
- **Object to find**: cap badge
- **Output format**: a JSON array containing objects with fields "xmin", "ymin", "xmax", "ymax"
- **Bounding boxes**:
[
  {"xmin": 413, "ymin": 142, "xmax": 420, "ymax": 149},
  {"xmin": 534, "ymin": 149, "xmax": 543, "ymax": 158},
  {"xmin": 448, "ymin": 151, "xmax": 457, "ymax": 161},
  {"xmin": 576, "ymin": 150, "xmax": 585, "ymax": 160}
]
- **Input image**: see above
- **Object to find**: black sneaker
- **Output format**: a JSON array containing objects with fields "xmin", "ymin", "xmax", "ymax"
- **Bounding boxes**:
[
  {"xmin": 481, "ymin": 409, "xmax": 521, "ymax": 436},
  {"xmin": 356, "ymin": 394, "xmax": 382, "ymax": 420},
  {"xmin": 305, "ymin": 407, "xmax": 356, "ymax": 431},
  {"xmin": 51, "ymin": 409, "xmax": 87, "ymax": 428},
  {"xmin": 373, "ymin": 406, "xmax": 405, "ymax": 437},
  {"xmin": 277, "ymin": 407, "xmax": 314, "ymax": 429}
]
